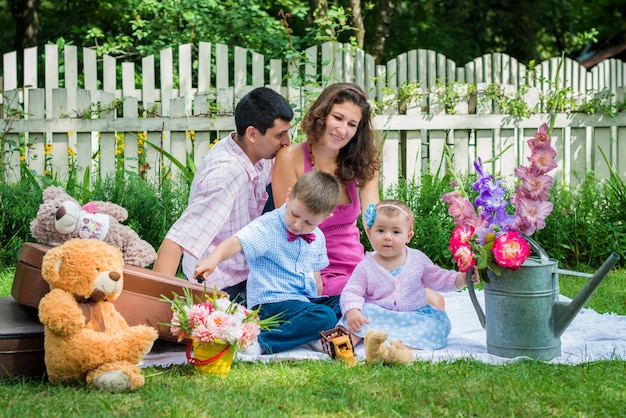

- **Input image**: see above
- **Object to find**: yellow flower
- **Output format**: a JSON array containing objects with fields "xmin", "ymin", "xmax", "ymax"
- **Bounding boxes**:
[
  {"xmin": 44, "ymin": 144, "xmax": 53, "ymax": 155},
  {"xmin": 19, "ymin": 155, "xmax": 25, "ymax": 162},
  {"xmin": 68, "ymin": 147, "xmax": 76, "ymax": 157},
  {"xmin": 67, "ymin": 131, "xmax": 73, "ymax": 136}
]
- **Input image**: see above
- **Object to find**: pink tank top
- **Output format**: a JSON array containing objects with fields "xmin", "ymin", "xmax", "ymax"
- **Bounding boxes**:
[{"xmin": 303, "ymin": 143, "xmax": 364, "ymax": 296}]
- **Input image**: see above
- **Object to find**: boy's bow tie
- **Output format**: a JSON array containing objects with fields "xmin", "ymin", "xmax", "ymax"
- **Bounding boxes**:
[{"xmin": 286, "ymin": 229, "xmax": 316, "ymax": 243}]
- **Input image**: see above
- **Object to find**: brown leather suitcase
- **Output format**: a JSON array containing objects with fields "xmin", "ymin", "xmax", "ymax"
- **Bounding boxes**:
[
  {"xmin": 0, "ymin": 297, "xmax": 46, "ymax": 380},
  {"xmin": 12, "ymin": 242, "xmax": 207, "ymax": 342}
]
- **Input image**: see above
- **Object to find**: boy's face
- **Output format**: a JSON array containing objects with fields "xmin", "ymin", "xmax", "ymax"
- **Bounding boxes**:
[{"xmin": 284, "ymin": 195, "xmax": 330, "ymax": 236}]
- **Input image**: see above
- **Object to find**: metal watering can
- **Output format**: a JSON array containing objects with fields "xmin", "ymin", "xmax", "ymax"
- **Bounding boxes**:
[{"xmin": 466, "ymin": 239, "xmax": 620, "ymax": 360}]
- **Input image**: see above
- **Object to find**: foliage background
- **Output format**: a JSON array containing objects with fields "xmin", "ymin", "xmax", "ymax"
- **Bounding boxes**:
[
  {"xmin": 0, "ymin": 0, "xmax": 625, "ymax": 68},
  {"xmin": 1, "ymin": 170, "xmax": 623, "ymax": 273}
]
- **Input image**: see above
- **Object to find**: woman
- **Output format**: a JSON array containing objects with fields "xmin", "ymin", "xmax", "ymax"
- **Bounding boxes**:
[{"xmin": 272, "ymin": 82, "xmax": 445, "ymax": 309}]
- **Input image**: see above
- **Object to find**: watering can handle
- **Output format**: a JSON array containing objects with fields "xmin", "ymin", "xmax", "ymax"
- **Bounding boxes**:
[
  {"xmin": 524, "ymin": 235, "xmax": 550, "ymax": 264},
  {"xmin": 466, "ymin": 267, "xmax": 486, "ymax": 329}
]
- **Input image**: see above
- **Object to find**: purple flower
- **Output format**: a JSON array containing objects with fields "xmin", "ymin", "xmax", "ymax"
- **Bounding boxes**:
[{"xmin": 472, "ymin": 158, "xmax": 515, "ymax": 230}]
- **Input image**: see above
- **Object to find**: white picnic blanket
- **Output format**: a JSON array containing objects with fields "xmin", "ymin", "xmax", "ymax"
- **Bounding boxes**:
[{"xmin": 141, "ymin": 289, "xmax": 626, "ymax": 367}]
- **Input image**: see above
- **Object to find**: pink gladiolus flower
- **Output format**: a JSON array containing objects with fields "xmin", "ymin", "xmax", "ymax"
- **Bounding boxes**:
[
  {"xmin": 442, "ymin": 191, "xmax": 482, "ymax": 227},
  {"xmin": 514, "ymin": 198, "xmax": 553, "ymax": 234},
  {"xmin": 528, "ymin": 146, "xmax": 557, "ymax": 175},
  {"xmin": 453, "ymin": 244, "xmax": 476, "ymax": 272},
  {"xmin": 188, "ymin": 305, "xmax": 212, "ymax": 328},
  {"xmin": 491, "ymin": 232, "xmax": 531, "ymax": 269},
  {"xmin": 514, "ymin": 172, "xmax": 553, "ymax": 201},
  {"xmin": 528, "ymin": 123, "xmax": 550, "ymax": 149}
]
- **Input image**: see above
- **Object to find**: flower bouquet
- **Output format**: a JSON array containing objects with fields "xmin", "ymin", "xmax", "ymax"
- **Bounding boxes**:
[
  {"xmin": 443, "ymin": 122, "xmax": 557, "ymax": 281},
  {"xmin": 160, "ymin": 287, "xmax": 279, "ymax": 376}
]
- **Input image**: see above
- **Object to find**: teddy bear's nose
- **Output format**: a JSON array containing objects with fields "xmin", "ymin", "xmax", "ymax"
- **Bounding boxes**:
[
  {"xmin": 55, "ymin": 206, "xmax": 67, "ymax": 220},
  {"xmin": 109, "ymin": 272, "xmax": 121, "ymax": 282}
]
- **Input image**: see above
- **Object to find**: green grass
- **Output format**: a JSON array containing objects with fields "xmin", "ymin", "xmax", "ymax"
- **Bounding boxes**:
[
  {"xmin": 559, "ymin": 269, "xmax": 626, "ymax": 315},
  {"xmin": 1, "ymin": 268, "xmax": 625, "ymax": 417},
  {"xmin": 1, "ymin": 360, "xmax": 624, "ymax": 417}
]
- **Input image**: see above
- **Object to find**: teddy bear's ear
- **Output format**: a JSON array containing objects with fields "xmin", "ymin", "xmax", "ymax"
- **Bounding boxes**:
[
  {"xmin": 42, "ymin": 185, "xmax": 67, "ymax": 201},
  {"xmin": 41, "ymin": 244, "xmax": 65, "ymax": 285}
]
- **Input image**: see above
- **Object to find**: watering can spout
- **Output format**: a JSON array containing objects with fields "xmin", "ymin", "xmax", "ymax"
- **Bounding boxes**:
[{"xmin": 552, "ymin": 253, "xmax": 620, "ymax": 338}]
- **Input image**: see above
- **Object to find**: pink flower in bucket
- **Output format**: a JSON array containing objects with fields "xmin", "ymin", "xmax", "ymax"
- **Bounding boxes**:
[
  {"xmin": 160, "ymin": 287, "xmax": 280, "ymax": 351},
  {"xmin": 442, "ymin": 123, "xmax": 557, "ymax": 280},
  {"xmin": 491, "ymin": 231, "xmax": 531, "ymax": 269}
]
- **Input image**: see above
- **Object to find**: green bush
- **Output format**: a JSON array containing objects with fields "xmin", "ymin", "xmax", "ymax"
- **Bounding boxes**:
[
  {"xmin": 0, "ymin": 180, "xmax": 42, "ymax": 266},
  {"xmin": 0, "ymin": 176, "xmax": 190, "ymax": 268},
  {"xmin": 534, "ymin": 173, "xmax": 626, "ymax": 270},
  {"xmin": 0, "ymin": 168, "xmax": 623, "ymax": 273},
  {"xmin": 84, "ymin": 174, "xmax": 190, "ymax": 251}
]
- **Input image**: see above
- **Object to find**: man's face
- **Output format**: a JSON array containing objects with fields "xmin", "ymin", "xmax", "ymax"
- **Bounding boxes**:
[{"xmin": 255, "ymin": 119, "xmax": 291, "ymax": 160}]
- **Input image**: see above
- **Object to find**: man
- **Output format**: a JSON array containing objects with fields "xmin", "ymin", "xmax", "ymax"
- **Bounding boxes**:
[{"xmin": 153, "ymin": 87, "xmax": 293, "ymax": 303}]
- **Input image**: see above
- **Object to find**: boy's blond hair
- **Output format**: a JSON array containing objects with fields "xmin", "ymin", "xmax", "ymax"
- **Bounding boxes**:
[{"xmin": 291, "ymin": 169, "xmax": 341, "ymax": 215}]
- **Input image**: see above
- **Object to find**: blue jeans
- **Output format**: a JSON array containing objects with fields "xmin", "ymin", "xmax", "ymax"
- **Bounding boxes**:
[
  {"xmin": 222, "ymin": 280, "xmax": 247, "ymax": 306},
  {"xmin": 256, "ymin": 296, "xmax": 341, "ymax": 354}
]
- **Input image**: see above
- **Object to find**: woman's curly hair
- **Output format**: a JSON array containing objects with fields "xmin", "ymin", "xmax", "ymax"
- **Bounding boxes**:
[{"xmin": 302, "ymin": 82, "xmax": 381, "ymax": 186}]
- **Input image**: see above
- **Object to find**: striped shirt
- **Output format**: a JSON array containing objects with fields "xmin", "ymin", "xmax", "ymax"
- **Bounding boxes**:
[{"xmin": 165, "ymin": 133, "xmax": 273, "ymax": 287}]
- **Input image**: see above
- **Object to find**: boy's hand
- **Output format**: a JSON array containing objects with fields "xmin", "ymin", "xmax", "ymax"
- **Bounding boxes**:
[
  {"xmin": 193, "ymin": 258, "xmax": 218, "ymax": 283},
  {"xmin": 345, "ymin": 308, "xmax": 369, "ymax": 333}
]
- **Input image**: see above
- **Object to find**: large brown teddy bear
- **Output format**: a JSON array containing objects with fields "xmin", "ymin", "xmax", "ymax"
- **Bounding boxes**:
[
  {"xmin": 364, "ymin": 329, "xmax": 414, "ymax": 365},
  {"xmin": 30, "ymin": 185, "xmax": 157, "ymax": 267},
  {"xmin": 38, "ymin": 238, "xmax": 158, "ymax": 392}
]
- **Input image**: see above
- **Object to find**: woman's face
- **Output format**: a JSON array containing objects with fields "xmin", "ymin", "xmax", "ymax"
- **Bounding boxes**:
[{"xmin": 320, "ymin": 102, "xmax": 362, "ymax": 151}]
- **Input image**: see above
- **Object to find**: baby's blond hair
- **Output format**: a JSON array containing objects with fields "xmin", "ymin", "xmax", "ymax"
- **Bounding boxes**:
[{"xmin": 375, "ymin": 199, "xmax": 414, "ymax": 229}]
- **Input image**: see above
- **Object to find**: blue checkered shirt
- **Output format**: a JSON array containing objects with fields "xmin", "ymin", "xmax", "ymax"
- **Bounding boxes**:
[{"xmin": 235, "ymin": 204, "xmax": 329, "ymax": 308}]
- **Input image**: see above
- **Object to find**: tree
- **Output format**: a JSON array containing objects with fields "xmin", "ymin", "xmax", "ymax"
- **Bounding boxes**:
[
  {"xmin": 7, "ymin": 0, "xmax": 40, "ymax": 51},
  {"xmin": 368, "ymin": 0, "xmax": 395, "ymax": 63},
  {"xmin": 380, "ymin": 0, "xmax": 626, "ymax": 66},
  {"xmin": 346, "ymin": 0, "xmax": 365, "ymax": 49},
  {"xmin": 1, "ymin": 0, "xmax": 625, "ymax": 74}
]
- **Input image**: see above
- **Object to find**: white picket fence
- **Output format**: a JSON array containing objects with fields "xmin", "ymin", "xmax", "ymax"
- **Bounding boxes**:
[{"xmin": 1, "ymin": 41, "xmax": 626, "ymax": 188}]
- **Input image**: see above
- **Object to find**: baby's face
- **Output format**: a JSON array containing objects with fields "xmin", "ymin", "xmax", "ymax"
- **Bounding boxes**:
[
  {"xmin": 284, "ymin": 198, "xmax": 329, "ymax": 235},
  {"xmin": 367, "ymin": 213, "xmax": 414, "ymax": 257}
]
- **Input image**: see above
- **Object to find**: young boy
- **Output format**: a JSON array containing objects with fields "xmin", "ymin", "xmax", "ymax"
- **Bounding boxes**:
[{"xmin": 194, "ymin": 169, "xmax": 341, "ymax": 354}]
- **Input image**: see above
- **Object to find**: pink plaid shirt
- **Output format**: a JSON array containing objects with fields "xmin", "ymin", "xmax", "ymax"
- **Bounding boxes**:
[{"xmin": 165, "ymin": 133, "xmax": 273, "ymax": 288}]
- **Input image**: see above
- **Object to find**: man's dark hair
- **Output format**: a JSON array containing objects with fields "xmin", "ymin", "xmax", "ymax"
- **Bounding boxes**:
[{"xmin": 234, "ymin": 87, "xmax": 293, "ymax": 136}]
